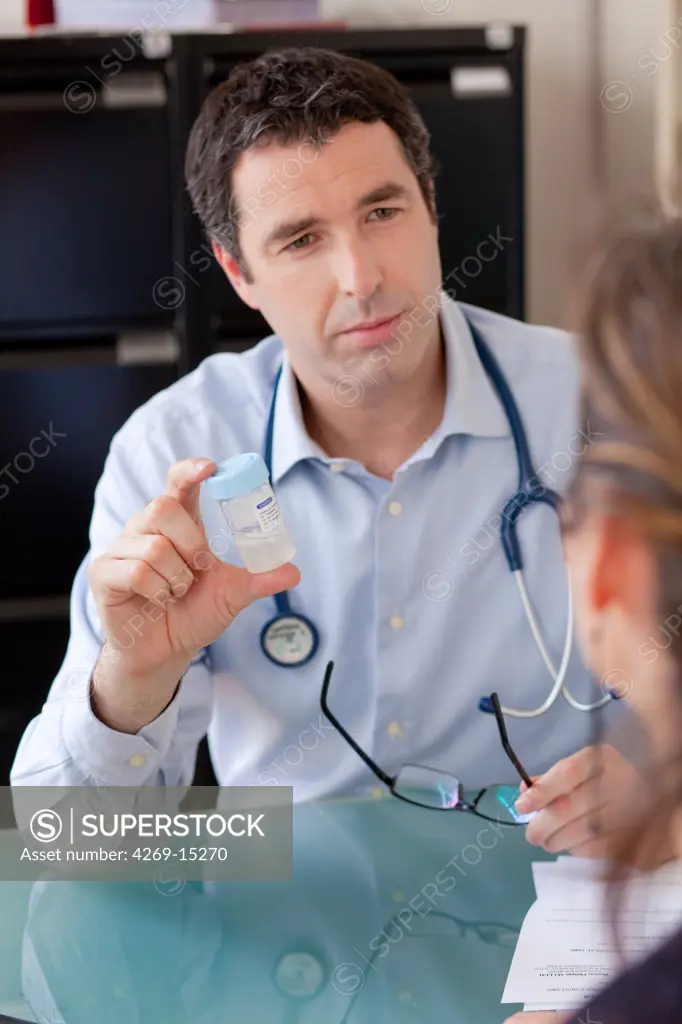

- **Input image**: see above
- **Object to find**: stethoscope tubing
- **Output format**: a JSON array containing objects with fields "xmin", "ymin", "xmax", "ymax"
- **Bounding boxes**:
[{"xmin": 262, "ymin": 315, "xmax": 612, "ymax": 718}]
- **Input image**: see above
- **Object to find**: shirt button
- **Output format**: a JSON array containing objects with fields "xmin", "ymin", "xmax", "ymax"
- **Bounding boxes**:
[
  {"xmin": 330, "ymin": 461, "xmax": 345, "ymax": 473},
  {"xmin": 392, "ymin": 890, "xmax": 404, "ymax": 903},
  {"xmin": 389, "ymin": 614, "xmax": 405, "ymax": 631},
  {"xmin": 128, "ymin": 754, "xmax": 147, "ymax": 767},
  {"xmin": 398, "ymin": 990, "xmax": 414, "ymax": 1004},
  {"xmin": 388, "ymin": 501, "xmax": 403, "ymax": 516},
  {"xmin": 387, "ymin": 721, "xmax": 403, "ymax": 738}
]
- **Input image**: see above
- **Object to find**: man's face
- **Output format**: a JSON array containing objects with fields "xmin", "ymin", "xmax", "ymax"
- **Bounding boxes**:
[{"xmin": 216, "ymin": 120, "xmax": 443, "ymax": 394}]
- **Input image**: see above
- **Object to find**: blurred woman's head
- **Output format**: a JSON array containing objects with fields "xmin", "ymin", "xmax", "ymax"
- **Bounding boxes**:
[{"xmin": 563, "ymin": 205, "xmax": 682, "ymax": 863}]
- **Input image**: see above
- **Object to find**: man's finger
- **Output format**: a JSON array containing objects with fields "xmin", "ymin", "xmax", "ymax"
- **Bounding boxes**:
[
  {"xmin": 165, "ymin": 458, "xmax": 217, "ymax": 522},
  {"xmin": 208, "ymin": 560, "xmax": 301, "ymax": 623},
  {"xmin": 107, "ymin": 534, "xmax": 195, "ymax": 600},
  {"xmin": 516, "ymin": 746, "xmax": 599, "ymax": 814},
  {"xmin": 90, "ymin": 555, "xmax": 172, "ymax": 608},
  {"xmin": 124, "ymin": 495, "xmax": 210, "ymax": 572}
]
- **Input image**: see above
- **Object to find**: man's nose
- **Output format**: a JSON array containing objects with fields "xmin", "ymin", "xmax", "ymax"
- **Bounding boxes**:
[{"xmin": 334, "ymin": 238, "xmax": 383, "ymax": 302}]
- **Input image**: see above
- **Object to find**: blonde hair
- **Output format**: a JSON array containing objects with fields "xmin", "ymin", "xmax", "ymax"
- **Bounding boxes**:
[{"xmin": 566, "ymin": 201, "xmax": 682, "ymax": 889}]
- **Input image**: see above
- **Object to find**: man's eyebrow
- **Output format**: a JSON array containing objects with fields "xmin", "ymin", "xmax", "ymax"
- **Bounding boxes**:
[
  {"xmin": 261, "ymin": 181, "xmax": 411, "ymax": 252},
  {"xmin": 355, "ymin": 181, "xmax": 411, "ymax": 209},
  {"xmin": 262, "ymin": 215, "xmax": 323, "ymax": 252}
]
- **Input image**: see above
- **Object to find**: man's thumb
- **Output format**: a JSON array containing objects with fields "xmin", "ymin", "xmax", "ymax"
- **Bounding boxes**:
[{"xmin": 211, "ymin": 561, "xmax": 301, "ymax": 621}]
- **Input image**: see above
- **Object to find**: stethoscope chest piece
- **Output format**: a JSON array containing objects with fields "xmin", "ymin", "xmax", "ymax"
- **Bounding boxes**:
[
  {"xmin": 274, "ymin": 951, "xmax": 326, "ymax": 999},
  {"xmin": 261, "ymin": 613, "xmax": 319, "ymax": 667}
]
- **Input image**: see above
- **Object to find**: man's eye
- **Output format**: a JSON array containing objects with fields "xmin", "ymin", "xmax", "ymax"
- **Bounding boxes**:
[
  {"xmin": 287, "ymin": 233, "xmax": 314, "ymax": 251},
  {"xmin": 369, "ymin": 207, "xmax": 397, "ymax": 221}
]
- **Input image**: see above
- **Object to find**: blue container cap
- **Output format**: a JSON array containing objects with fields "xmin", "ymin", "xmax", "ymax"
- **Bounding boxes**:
[{"xmin": 205, "ymin": 452, "xmax": 269, "ymax": 501}]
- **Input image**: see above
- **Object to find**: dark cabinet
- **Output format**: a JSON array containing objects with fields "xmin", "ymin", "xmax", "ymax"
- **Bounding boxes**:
[
  {"xmin": 0, "ymin": 619, "xmax": 71, "ymax": 783},
  {"xmin": 0, "ymin": 360, "xmax": 177, "ymax": 600}
]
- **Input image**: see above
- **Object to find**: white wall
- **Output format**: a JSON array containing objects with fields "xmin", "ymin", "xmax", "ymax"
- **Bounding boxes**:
[
  {"xmin": 0, "ymin": 0, "xmax": 22, "ymax": 29},
  {"xmin": 601, "ymin": 0, "xmax": 672, "ymax": 200},
  {"xmin": 322, "ymin": 0, "xmax": 673, "ymax": 328}
]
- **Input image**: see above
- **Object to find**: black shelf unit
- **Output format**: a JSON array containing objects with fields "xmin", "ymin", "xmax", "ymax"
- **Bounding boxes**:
[
  {"xmin": 0, "ymin": 32, "xmax": 177, "ymax": 345},
  {"xmin": 0, "ymin": 24, "xmax": 525, "ymax": 783},
  {"xmin": 0, "ymin": 30, "xmax": 182, "ymax": 781}
]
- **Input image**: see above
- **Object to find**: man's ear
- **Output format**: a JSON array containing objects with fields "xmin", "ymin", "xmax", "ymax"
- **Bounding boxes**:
[{"xmin": 211, "ymin": 240, "xmax": 259, "ymax": 310}]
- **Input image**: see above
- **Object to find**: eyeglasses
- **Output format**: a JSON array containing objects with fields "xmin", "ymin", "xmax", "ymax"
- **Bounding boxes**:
[
  {"xmin": 320, "ymin": 661, "xmax": 534, "ymax": 827},
  {"xmin": 338, "ymin": 910, "xmax": 520, "ymax": 1023}
]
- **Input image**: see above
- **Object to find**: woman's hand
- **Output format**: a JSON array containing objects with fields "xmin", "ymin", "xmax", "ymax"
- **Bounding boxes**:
[{"xmin": 515, "ymin": 744, "xmax": 644, "ymax": 856}]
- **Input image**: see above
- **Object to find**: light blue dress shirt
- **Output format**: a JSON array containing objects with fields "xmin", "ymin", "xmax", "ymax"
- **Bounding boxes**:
[{"xmin": 11, "ymin": 295, "xmax": 613, "ymax": 798}]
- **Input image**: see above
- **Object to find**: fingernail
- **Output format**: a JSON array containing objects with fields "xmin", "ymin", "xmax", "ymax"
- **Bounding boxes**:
[{"xmin": 515, "ymin": 794, "xmax": 532, "ymax": 813}]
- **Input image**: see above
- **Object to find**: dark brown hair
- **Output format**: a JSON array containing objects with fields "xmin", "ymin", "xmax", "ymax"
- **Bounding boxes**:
[
  {"xmin": 184, "ymin": 46, "xmax": 439, "ymax": 278},
  {"xmin": 565, "ymin": 202, "xmax": 682, "ymax": 897}
]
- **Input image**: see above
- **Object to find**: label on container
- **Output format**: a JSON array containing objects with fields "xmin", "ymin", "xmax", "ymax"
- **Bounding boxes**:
[{"xmin": 255, "ymin": 495, "xmax": 283, "ymax": 533}]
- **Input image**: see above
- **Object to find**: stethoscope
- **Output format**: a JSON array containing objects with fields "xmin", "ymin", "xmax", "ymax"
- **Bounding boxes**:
[
  {"xmin": 270, "ymin": 912, "xmax": 521, "ymax": 1022},
  {"xmin": 259, "ymin": 312, "xmax": 613, "ymax": 718},
  {"xmin": 259, "ymin": 371, "xmax": 322, "ymax": 669}
]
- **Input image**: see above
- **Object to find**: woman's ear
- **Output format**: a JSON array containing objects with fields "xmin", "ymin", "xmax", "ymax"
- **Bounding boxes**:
[
  {"xmin": 565, "ymin": 510, "xmax": 657, "ymax": 679},
  {"xmin": 592, "ymin": 513, "xmax": 656, "ymax": 622}
]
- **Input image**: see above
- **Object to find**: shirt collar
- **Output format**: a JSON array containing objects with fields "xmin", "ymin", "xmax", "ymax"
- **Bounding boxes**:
[
  {"xmin": 432, "ymin": 292, "xmax": 510, "ymax": 444},
  {"xmin": 269, "ymin": 291, "xmax": 510, "ymax": 483},
  {"xmin": 270, "ymin": 354, "xmax": 328, "ymax": 484}
]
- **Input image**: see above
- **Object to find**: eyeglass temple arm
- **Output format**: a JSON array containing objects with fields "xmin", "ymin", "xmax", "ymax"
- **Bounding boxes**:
[
  {"xmin": 320, "ymin": 661, "xmax": 395, "ymax": 789},
  {"xmin": 489, "ymin": 692, "xmax": 534, "ymax": 789}
]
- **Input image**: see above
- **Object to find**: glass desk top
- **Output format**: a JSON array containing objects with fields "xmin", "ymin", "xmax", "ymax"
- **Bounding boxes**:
[{"xmin": 0, "ymin": 792, "xmax": 554, "ymax": 1024}]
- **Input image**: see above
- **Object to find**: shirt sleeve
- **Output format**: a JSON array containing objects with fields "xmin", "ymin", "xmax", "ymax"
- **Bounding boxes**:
[{"xmin": 10, "ymin": 427, "xmax": 215, "ymax": 789}]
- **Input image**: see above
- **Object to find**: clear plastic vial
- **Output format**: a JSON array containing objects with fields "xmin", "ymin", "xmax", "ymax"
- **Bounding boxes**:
[{"xmin": 206, "ymin": 452, "xmax": 296, "ymax": 573}]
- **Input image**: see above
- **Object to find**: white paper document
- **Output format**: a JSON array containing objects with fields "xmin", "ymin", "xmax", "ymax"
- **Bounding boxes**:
[{"xmin": 502, "ymin": 857, "xmax": 682, "ymax": 1011}]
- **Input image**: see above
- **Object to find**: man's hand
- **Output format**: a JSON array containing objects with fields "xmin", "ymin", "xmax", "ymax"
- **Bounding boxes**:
[
  {"xmin": 88, "ymin": 457, "xmax": 300, "ymax": 732},
  {"xmin": 514, "ymin": 744, "xmax": 645, "ymax": 857}
]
